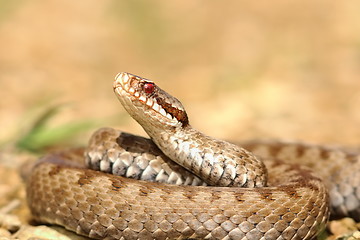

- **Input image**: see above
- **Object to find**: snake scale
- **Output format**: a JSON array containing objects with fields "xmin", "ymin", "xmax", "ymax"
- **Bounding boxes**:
[{"xmin": 25, "ymin": 72, "xmax": 360, "ymax": 240}]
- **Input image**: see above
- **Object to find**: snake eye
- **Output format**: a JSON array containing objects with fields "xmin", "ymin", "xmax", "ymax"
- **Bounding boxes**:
[{"xmin": 143, "ymin": 82, "xmax": 155, "ymax": 94}]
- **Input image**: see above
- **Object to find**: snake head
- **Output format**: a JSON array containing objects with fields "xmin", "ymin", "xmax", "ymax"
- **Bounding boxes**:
[{"xmin": 114, "ymin": 72, "xmax": 189, "ymax": 129}]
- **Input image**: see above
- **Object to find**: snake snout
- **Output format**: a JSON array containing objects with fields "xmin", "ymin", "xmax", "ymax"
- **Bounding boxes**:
[{"xmin": 113, "ymin": 72, "xmax": 129, "ymax": 90}]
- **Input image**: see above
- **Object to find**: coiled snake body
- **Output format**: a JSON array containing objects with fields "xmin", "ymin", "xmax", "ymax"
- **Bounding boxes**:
[{"xmin": 26, "ymin": 73, "xmax": 360, "ymax": 239}]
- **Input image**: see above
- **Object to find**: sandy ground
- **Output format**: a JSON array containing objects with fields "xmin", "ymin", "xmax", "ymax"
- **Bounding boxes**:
[{"xmin": 0, "ymin": 1, "xmax": 360, "ymax": 239}]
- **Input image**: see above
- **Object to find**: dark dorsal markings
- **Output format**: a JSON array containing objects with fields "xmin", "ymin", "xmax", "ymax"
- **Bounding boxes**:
[
  {"xmin": 139, "ymin": 80, "xmax": 189, "ymax": 126},
  {"xmin": 156, "ymin": 96, "xmax": 189, "ymax": 126}
]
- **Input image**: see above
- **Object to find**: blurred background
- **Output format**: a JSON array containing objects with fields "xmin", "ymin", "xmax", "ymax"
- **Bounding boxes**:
[
  {"xmin": 1, "ymin": 0, "xmax": 360, "ymax": 153},
  {"xmin": 0, "ymin": 1, "xmax": 359, "ymax": 238}
]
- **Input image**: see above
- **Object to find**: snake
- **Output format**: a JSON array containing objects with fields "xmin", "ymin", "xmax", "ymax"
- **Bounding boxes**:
[{"xmin": 25, "ymin": 72, "xmax": 360, "ymax": 240}]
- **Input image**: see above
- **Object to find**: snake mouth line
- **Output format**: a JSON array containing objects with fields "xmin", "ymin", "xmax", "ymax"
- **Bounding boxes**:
[{"xmin": 114, "ymin": 72, "xmax": 179, "ymax": 121}]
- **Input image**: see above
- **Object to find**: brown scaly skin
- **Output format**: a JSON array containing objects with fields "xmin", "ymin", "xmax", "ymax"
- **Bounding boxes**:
[{"xmin": 25, "ymin": 72, "xmax": 360, "ymax": 239}]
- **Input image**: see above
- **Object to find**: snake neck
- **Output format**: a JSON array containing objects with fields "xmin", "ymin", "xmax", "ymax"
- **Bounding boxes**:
[
  {"xmin": 113, "ymin": 72, "xmax": 267, "ymax": 188},
  {"xmin": 143, "ymin": 124, "xmax": 268, "ymax": 188}
]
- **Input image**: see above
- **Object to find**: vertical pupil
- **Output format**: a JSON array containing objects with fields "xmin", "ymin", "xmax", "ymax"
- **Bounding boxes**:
[{"xmin": 144, "ymin": 83, "xmax": 155, "ymax": 94}]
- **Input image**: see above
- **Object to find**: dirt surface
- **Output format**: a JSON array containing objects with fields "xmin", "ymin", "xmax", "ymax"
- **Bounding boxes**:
[{"xmin": 0, "ymin": 1, "xmax": 360, "ymax": 239}]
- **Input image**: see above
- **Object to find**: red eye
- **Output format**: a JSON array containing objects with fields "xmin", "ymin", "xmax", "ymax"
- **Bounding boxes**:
[{"xmin": 144, "ymin": 82, "xmax": 155, "ymax": 94}]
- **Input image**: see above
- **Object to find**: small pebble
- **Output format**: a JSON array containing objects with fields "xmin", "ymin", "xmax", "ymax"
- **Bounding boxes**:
[
  {"xmin": 329, "ymin": 218, "xmax": 360, "ymax": 240},
  {"xmin": 13, "ymin": 225, "xmax": 90, "ymax": 240},
  {"xmin": 0, "ymin": 228, "xmax": 11, "ymax": 239},
  {"xmin": 0, "ymin": 213, "xmax": 21, "ymax": 232}
]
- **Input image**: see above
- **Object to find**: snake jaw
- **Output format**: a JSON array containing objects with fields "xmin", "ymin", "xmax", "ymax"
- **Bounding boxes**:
[{"xmin": 114, "ymin": 72, "xmax": 189, "ymax": 128}]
